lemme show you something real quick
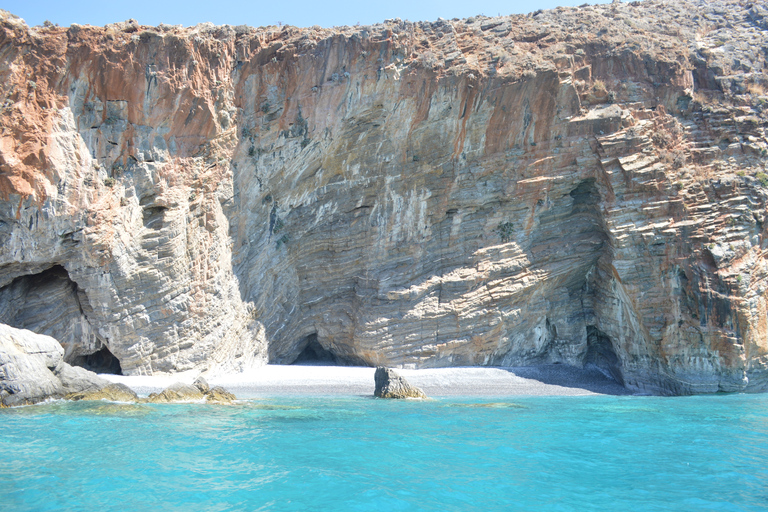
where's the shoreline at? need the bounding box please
[100,364,631,398]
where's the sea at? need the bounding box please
[1,394,766,511]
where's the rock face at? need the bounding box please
[0,323,108,405]
[374,367,427,399]
[0,1,767,394]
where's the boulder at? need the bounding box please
[193,375,210,394]
[146,382,205,403]
[67,383,139,402]
[374,367,427,399]
[0,323,108,406]
[55,361,109,395]
[0,323,64,405]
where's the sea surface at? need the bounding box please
[1,394,767,511]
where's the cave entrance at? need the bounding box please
[0,264,122,374]
[584,326,624,385]
[0,265,85,345]
[291,333,339,365]
[71,345,123,375]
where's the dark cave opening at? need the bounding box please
[584,326,624,386]
[291,333,340,365]
[0,265,82,336]
[8,264,72,294]
[71,345,123,375]
[0,264,123,375]
[142,206,167,230]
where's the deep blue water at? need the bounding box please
[1,394,767,511]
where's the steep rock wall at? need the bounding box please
[0,0,767,393]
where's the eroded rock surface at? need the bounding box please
[374,367,427,399]
[0,323,107,405]
[0,1,767,394]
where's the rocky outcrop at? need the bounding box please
[0,323,107,405]
[0,1,767,394]
[66,380,236,403]
[146,382,205,403]
[374,367,427,399]
[193,376,211,394]
[145,381,237,403]
[205,386,236,404]
[193,376,238,403]
[67,382,139,402]
[0,322,240,405]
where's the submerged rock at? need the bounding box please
[0,324,108,406]
[374,367,427,399]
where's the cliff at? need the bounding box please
[0,0,766,394]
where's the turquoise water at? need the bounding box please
[1,394,767,511]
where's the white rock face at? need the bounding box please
[0,323,107,405]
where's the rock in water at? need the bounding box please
[67,383,139,402]
[146,382,237,404]
[193,376,211,394]
[147,382,205,403]
[205,386,236,404]
[0,323,108,406]
[374,367,427,399]
[55,362,110,395]
[0,323,64,405]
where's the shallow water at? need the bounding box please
[1,394,767,511]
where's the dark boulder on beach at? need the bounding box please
[374,367,427,399]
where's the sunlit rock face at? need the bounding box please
[0,0,767,393]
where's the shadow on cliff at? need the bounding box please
[503,364,632,395]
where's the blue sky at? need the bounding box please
[4,0,611,29]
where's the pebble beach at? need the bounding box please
[100,364,630,398]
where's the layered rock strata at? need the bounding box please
[0,0,767,394]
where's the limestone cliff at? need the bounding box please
[0,0,767,394]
